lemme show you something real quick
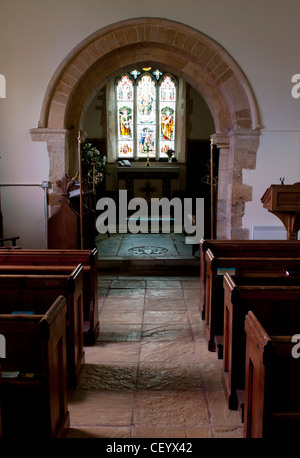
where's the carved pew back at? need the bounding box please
[204,250,300,352]
[200,239,300,319]
[0,265,84,388]
[0,248,99,345]
[223,273,300,410]
[244,311,300,438]
[0,296,70,438]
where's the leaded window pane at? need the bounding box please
[117,75,134,157]
[137,74,156,157]
[159,75,176,156]
[116,70,176,159]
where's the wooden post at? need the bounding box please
[210,137,214,239]
[78,133,84,249]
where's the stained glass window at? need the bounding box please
[116,69,177,160]
[137,74,156,158]
[117,75,134,157]
[159,75,176,157]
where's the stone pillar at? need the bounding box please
[30,128,70,214]
[212,133,231,239]
[229,130,259,239]
[212,129,259,240]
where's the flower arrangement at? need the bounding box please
[81,141,109,186]
[81,142,108,175]
[166,149,174,162]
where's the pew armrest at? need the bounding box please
[0,236,20,247]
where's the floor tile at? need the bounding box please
[144,298,186,310]
[139,341,198,365]
[213,426,244,438]
[101,297,145,311]
[205,391,243,428]
[181,280,201,289]
[100,311,144,325]
[67,390,134,426]
[143,310,190,325]
[64,426,132,438]
[132,426,213,438]
[194,341,219,363]
[97,324,142,342]
[198,362,225,391]
[97,279,113,288]
[111,279,147,288]
[78,364,138,390]
[107,288,145,298]
[133,391,210,427]
[142,324,193,341]
[147,280,182,288]
[84,341,141,364]
[145,289,184,300]
[137,363,203,391]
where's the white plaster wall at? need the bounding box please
[0,0,299,246]
[243,130,300,237]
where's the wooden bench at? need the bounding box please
[200,239,300,319]
[0,364,2,438]
[205,250,300,352]
[0,248,99,345]
[223,273,300,411]
[0,265,84,388]
[244,311,300,438]
[0,296,70,438]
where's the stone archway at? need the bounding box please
[30,17,261,239]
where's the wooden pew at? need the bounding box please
[205,250,300,352]
[200,239,300,319]
[0,364,2,438]
[0,266,84,388]
[0,248,99,345]
[244,311,300,438]
[0,296,70,438]
[223,273,300,411]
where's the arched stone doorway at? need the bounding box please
[30,17,261,240]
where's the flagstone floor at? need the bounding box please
[95,231,198,260]
[65,273,244,439]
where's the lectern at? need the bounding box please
[261,182,300,240]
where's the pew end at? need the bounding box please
[0,266,85,389]
[0,248,99,345]
[0,236,21,249]
[0,296,70,438]
[244,311,300,438]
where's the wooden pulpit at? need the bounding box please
[261,182,300,240]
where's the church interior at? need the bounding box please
[1,0,300,441]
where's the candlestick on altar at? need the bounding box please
[78,132,84,249]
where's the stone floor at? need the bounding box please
[65,273,244,439]
[95,231,198,260]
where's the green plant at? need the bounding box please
[81,142,109,176]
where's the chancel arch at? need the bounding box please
[30,17,261,239]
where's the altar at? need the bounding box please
[117,166,180,201]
